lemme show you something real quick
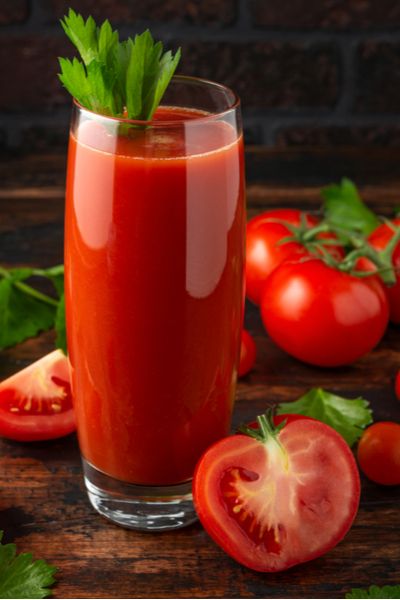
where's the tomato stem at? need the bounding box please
[338,225,400,285]
[14,281,59,307]
[239,410,286,444]
[0,267,59,307]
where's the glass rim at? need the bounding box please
[73,75,241,127]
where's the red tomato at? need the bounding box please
[238,330,256,377]
[246,209,312,305]
[368,218,400,324]
[0,350,75,442]
[260,258,389,367]
[396,370,400,402]
[357,422,400,485]
[246,209,343,305]
[193,416,360,572]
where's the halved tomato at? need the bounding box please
[193,414,360,572]
[0,350,75,442]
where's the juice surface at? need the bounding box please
[65,106,245,485]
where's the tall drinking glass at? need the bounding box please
[64,76,246,531]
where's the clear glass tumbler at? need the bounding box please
[64,76,246,531]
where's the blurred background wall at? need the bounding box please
[1,0,400,153]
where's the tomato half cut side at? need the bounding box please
[193,418,360,572]
[0,350,75,442]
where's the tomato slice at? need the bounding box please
[0,350,75,442]
[193,416,360,572]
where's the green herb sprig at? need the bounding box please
[58,10,181,121]
[0,531,57,599]
[346,585,400,599]
[277,388,373,447]
[321,178,380,236]
[0,265,66,354]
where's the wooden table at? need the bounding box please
[0,148,399,598]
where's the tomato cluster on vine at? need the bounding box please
[239,208,400,371]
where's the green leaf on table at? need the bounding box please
[0,277,56,350]
[55,293,67,355]
[39,265,64,298]
[7,268,34,281]
[0,531,57,599]
[346,585,400,599]
[58,9,181,121]
[277,387,373,447]
[321,178,380,236]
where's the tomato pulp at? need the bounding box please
[65,106,245,485]
[193,417,360,572]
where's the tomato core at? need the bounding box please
[221,466,284,553]
[1,376,72,416]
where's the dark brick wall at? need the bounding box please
[1,0,400,150]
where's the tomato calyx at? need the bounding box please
[239,410,287,453]
[273,214,343,260]
[335,220,400,285]
[239,410,286,441]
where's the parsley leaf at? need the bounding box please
[59,9,180,121]
[0,265,65,352]
[277,388,373,446]
[321,178,380,236]
[0,274,56,350]
[0,531,57,599]
[346,585,400,599]
[39,265,65,298]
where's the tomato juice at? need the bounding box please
[65,105,245,486]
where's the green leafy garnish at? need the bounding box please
[58,9,181,121]
[0,531,57,598]
[277,388,373,446]
[321,178,380,236]
[346,585,400,599]
[0,265,66,353]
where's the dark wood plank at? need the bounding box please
[0,148,399,598]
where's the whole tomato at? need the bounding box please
[260,258,389,367]
[246,209,342,305]
[238,330,256,377]
[357,422,400,485]
[368,218,400,323]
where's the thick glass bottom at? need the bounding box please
[82,459,198,531]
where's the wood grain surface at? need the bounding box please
[0,148,399,599]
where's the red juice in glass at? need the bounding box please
[64,76,245,530]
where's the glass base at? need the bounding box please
[82,459,198,531]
